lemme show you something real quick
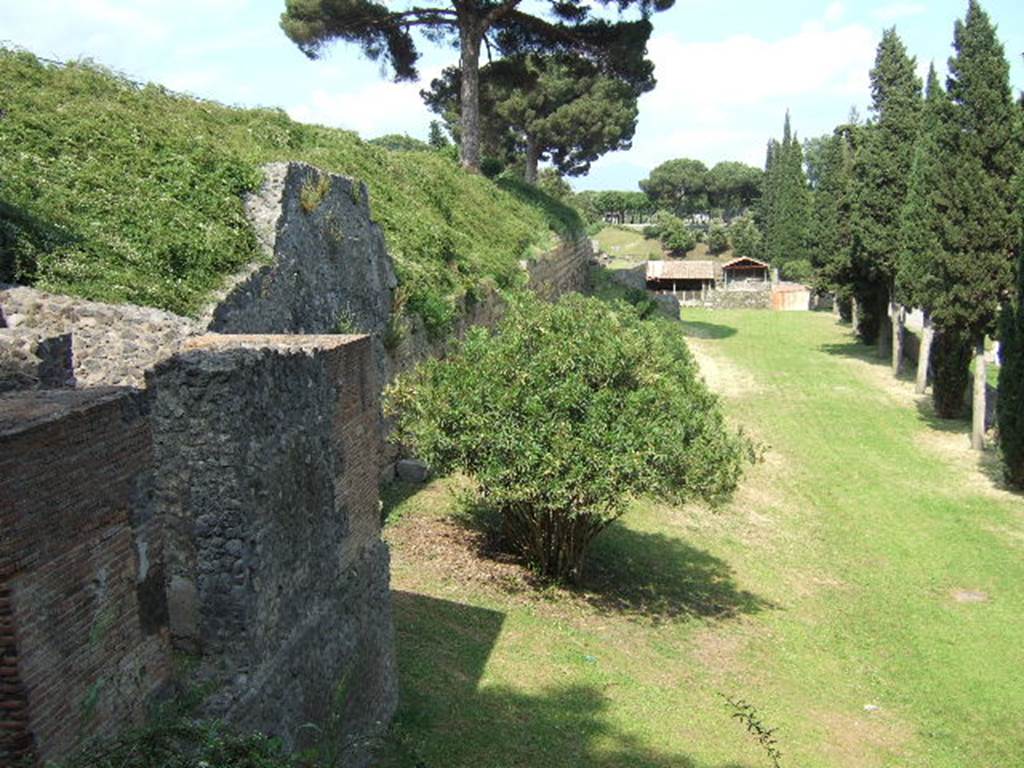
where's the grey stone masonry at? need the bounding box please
[205,162,397,388]
[0,285,197,388]
[147,334,396,765]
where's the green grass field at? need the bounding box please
[594,226,664,266]
[379,309,1024,768]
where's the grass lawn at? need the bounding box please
[378,309,1024,768]
[594,226,665,263]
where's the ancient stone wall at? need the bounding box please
[0,335,396,767]
[0,387,170,766]
[0,159,588,765]
[0,329,74,392]
[148,335,396,759]
[0,286,197,388]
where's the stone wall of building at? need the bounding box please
[0,335,396,767]
[0,286,197,388]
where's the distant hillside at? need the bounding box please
[0,49,581,332]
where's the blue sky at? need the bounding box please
[2,1,1021,191]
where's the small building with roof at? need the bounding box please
[645,260,718,295]
[720,256,770,286]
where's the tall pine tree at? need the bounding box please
[934,0,1020,448]
[849,28,922,357]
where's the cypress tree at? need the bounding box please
[931,326,974,418]
[897,65,948,396]
[934,0,1020,448]
[849,28,922,353]
[997,172,1024,487]
[812,128,856,315]
[762,112,810,273]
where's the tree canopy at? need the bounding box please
[422,51,653,183]
[847,27,922,344]
[640,158,709,215]
[759,112,811,272]
[280,0,671,170]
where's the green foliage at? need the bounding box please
[896,65,947,312]
[427,120,450,149]
[760,112,811,273]
[536,168,573,201]
[423,52,654,181]
[496,173,584,240]
[925,0,1020,341]
[279,0,669,169]
[931,325,972,418]
[0,50,564,329]
[53,707,301,768]
[846,28,921,344]
[574,189,653,224]
[997,174,1024,487]
[781,259,813,284]
[729,215,763,260]
[368,133,431,152]
[704,161,763,214]
[640,158,709,215]
[385,294,752,582]
[810,127,856,299]
[706,219,730,255]
[644,210,696,254]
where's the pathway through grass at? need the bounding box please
[378,309,1024,768]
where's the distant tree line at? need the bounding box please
[777,0,1022,485]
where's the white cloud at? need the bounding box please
[578,11,877,188]
[825,2,846,23]
[644,20,875,117]
[288,68,442,139]
[872,3,928,22]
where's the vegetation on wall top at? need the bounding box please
[0,49,581,331]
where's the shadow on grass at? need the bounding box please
[680,320,738,340]
[380,480,424,525]
[913,397,1023,497]
[580,522,773,623]
[448,503,771,625]
[379,590,760,768]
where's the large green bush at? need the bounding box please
[385,295,754,582]
[643,210,696,255]
[0,50,579,331]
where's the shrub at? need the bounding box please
[385,295,754,582]
[643,211,696,255]
[706,219,730,254]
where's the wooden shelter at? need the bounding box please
[721,256,770,286]
[646,260,717,295]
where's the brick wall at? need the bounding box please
[0,388,170,765]
[1,335,397,767]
